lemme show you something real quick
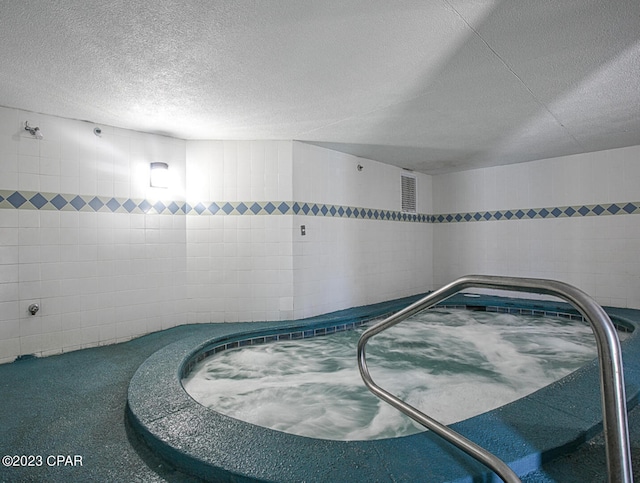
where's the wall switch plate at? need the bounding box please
[300,225,306,236]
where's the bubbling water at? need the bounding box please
[182,309,599,441]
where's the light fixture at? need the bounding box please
[150,162,169,188]
[25,121,43,140]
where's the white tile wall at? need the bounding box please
[432,145,640,309]
[291,142,434,318]
[186,140,292,203]
[292,216,432,318]
[185,140,295,324]
[184,141,435,324]
[2,112,436,362]
[185,212,294,323]
[292,142,431,212]
[434,146,640,214]
[0,107,187,363]
[3,104,638,364]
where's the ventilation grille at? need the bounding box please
[401,173,417,213]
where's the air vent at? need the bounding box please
[401,173,417,213]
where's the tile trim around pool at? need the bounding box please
[179,305,593,380]
[127,294,640,483]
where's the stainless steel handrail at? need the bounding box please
[357,275,632,483]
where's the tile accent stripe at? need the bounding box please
[0,190,184,215]
[0,190,429,222]
[1,190,639,224]
[431,202,640,223]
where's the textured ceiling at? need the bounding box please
[0,0,638,174]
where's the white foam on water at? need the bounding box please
[182,309,601,441]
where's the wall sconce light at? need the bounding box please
[25,121,43,140]
[150,162,169,188]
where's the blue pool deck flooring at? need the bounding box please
[1,300,640,482]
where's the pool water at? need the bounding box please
[182,309,598,441]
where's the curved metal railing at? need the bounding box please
[357,275,632,483]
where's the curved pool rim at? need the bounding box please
[127,294,640,482]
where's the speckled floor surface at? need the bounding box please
[0,323,226,483]
[1,304,639,482]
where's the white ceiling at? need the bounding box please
[1,0,638,174]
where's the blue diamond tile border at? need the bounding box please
[168,202,181,214]
[264,202,276,214]
[29,193,48,209]
[7,191,27,208]
[106,198,121,212]
[69,195,86,210]
[50,194,68,210]
[88,197,104,211]
[0,190,639,226]
[221,202,234,215]
[193,202,206,215]
[207,202,219,215]
[123,199,137,213]
[138,200,152,213]
[429,201,640,224]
